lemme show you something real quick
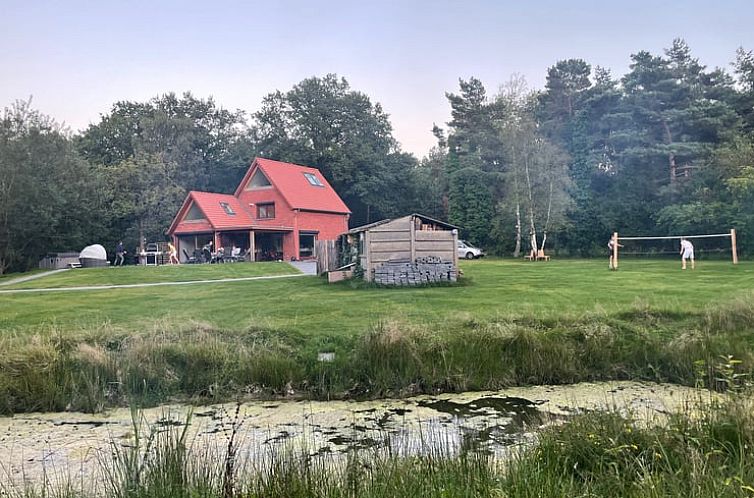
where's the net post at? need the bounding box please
[613,232,619,269]
[731,228,739,265]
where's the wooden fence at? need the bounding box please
[315,240,339,275]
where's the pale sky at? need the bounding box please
[2,0,753,157]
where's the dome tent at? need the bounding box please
[79,244,108,268]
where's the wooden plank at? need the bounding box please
[369,232,411,242]
[370,241,412,252]
[415,231,454,241]
[410,220,416,262]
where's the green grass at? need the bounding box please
[1,259,753,414]
[0,259,752,334]
[0,268,48,282]
[2,261,298,290]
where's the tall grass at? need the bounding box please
[1,298,753,414]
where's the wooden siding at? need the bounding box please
[363,215,457,281]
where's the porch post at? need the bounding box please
[293,209,300,260]
[214,231,221,251]
[249,230,255,262]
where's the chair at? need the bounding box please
[536,249,551,261]
[182,249,197,264]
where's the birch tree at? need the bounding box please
[497,78,572,256]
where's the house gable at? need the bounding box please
[244,168,272,189]
[184,202,207,222]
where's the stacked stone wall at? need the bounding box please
[373,256,457,286]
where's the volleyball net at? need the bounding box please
[610,229,739,268]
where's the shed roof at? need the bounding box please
[347,213,458,234]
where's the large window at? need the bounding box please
[303,172,324,187]
[184,202,205,221]
[247,169,272,189]
[299,233,316,258]
[257,202,275,219]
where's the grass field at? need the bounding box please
[1,261,298,290]
[1,259,752,334]
[1,258,753,414]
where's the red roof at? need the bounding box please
[236,158,351,214]
[169,191,256,234]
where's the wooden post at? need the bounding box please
[409,216,416,262]
[731,228,738,265]
[249,230,255,262]
[612,232,619,270]
[452,229,459,272]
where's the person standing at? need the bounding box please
[680,238,695,270]
[115,241,126,266]
[608,237,623,270]
[168,241,180,265]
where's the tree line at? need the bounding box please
[2,39,753,273]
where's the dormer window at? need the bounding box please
[304,172,324,187]
[220,202,235,215]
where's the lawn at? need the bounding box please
[1,261,298,290]
[1,258,752,336]
[2,258,754,414]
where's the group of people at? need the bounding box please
[200,241,243,263]
[608,237,695,270]
[112,241,180,266]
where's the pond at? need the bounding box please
[0,381,712,489]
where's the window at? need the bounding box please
[184,202,205,221]
[247,169,272,189]
[219,202,235,215]
[257,203,275,219]
[303,172,324,187]
[299,233,316,258]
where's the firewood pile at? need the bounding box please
[373,257,457,286]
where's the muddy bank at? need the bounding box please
[0,381,712,489]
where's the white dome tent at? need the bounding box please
[79,244,108,268]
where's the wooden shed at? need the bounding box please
[345,214,459,283]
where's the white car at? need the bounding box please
[458,240,484,259]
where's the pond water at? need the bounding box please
[0,381,712,489]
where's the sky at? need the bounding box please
[2,0,753,158]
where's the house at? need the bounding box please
[343,214,459,284]
[168,158,350,262]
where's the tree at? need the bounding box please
[497,78,572,256]
[78,92,252,194]
[0,101,106,273]
[104,154,185,251]
[251,74,415,224]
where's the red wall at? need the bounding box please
[237,185,349,260]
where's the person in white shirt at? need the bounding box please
[680,238,695,270]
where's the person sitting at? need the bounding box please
[231,245,241,261]
[213,246,225,263]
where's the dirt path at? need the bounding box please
[0,272,309,295]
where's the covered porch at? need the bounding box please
[174,228,314,262]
